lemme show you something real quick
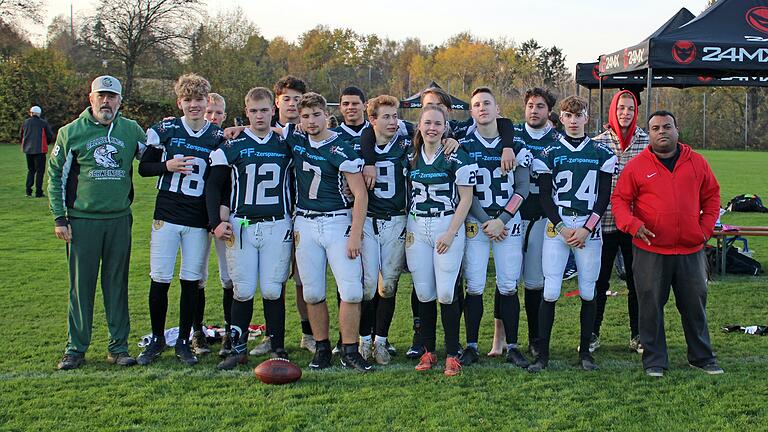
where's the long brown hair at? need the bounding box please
[411,104,448,169]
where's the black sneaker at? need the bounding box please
[57,354,85,370]
[219,332,232,358]
[309,346,332,370]
[645,367,664,377]
[580,354,599,371]
[106,351,137,367]
[527,357,548,373]
[175,339,198,366]
[137,336,165,365]
[340,349,373,372]
[217,352,248,370]
[689,362,724,375]
[406,320,424,359]
[191,330,211,355]
[385,341,397,356]
[528,338,540,358]
[459,346,479,366]
[506,348,531,368]
[271,348,289,360]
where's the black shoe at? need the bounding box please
[331,341,342,356]
[645,367,664,377]
[217,352,248,370]
[506,348,531,368]
[137,336,165,365]
[57,354,85,370]
[106,351,137,367]
[340,347,373,372]
[35,193,46,198]
[527,357,548,373]
[385,341,397,356]
[271,348,289,360]
[459,346,479,366]
[175,339,198,366]
[528,338,540,358]
[25,193,32,198]
[218,333,232,358]
[580,354,599,371]
[309,346,332,370]
[689,362,724,375]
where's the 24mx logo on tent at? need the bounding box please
[746,6,768,34]
[672,41,697,65]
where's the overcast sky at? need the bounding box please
[41,0,710,71]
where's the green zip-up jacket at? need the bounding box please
[48,108,146,221]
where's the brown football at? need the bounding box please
[253,358,302,385]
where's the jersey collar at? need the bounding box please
[308,131,340,149]
[558,135,590,152]
[339,121,369,137]
[180,116,211,138]
[420,144,444,165]
[244,128,273,144]
[472,129,500,148]
[524,123,552,140]
[375,134,400,154]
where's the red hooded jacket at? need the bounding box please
[611,143,720,255]
[607,90,638,151]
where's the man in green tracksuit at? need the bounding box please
[48,75,146,370]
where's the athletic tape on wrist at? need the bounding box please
[584,212,600,233]
[555,222,565,234]
[503,194,524,216]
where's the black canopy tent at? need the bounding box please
[598,0,768,126]
[399,81,470,110]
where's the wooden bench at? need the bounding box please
[712,226,768,276]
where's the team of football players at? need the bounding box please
[133,72,628,375]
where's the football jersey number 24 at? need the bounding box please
[554,170,597,209]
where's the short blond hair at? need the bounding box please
[174,73,211,99]
[207,92,226,110]
[298,92,327,111]
[245,87,274,105]
[366,95,399,118]
[560,95,588,114]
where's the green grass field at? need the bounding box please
[0,145,766,431]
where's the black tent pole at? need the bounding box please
[599,77,604,133]
[646,68,653,127]
[588,89,593,133]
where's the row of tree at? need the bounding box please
[1,0,766,149]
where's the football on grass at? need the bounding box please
[254,358,302,384]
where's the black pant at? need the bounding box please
[633,247,716,370]
[594,231,638,338]
[25,153,46,196]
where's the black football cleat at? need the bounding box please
[137,336,165,366]
[580,354,599,371]
[271,348,289,360]
[309,346,332,370]
[506,348,531,369]
[217,352,248,370]
[57,354,85,370]
[175,339,198,366]
[527,357,548,373]
[218,332,232,358]
[340,349,373,373]
[459,346,480,366]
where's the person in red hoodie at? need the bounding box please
[612,110,722,378]
[591,90,648,355]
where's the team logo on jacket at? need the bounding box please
[546,222,558,238]
[405,232,414,248]
[465,222,478,239]
[747,7,768,34]
[153,220,164,230]
[672,41,696,65]
[94,144,121,168]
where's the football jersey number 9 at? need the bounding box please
[169,154,206,197]
[374,161,396,199]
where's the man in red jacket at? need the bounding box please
[612,110,722,378]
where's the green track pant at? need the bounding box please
[65,214,132,355]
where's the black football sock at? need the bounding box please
[375,295,397,338]
[301,319,313,336]
[418,300,437,353]
[464,294,483,345]
[538,300,557,360]
[359,299,375,337]
[263,298,285,350]
[499,292,521,345]
[193,287,205,332]
[410,287,419,320]
[493,285,501,319]
[148,280,171,338]
[593,286,608,337]
[525,288,543,343]
[580,299,597,357]
[222,288,233,326]
[178,279,199,341]
[441,300,462,357]
[230,297,254,349]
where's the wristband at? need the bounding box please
[555,222,565,234]
[583,212,601,233]
[503,194,524,216]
